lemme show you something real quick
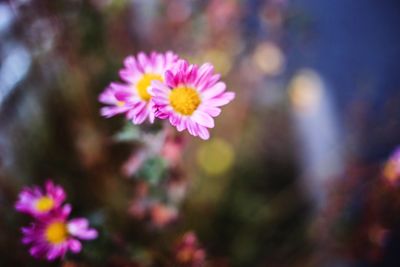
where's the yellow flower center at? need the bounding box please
[136,73,163,102]
[45,222,68,244]
[35,196,55,212]
[169,87,201,115]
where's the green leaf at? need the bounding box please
[137,156,167,185]
[113,123,141,142]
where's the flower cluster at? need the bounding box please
[15,180,98,261]
[174,231,206,267]
[99,51,235,140]
[128,181,180,228]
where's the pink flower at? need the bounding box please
[162,129,186,167]
[21,205,97,261]
[150,203,178,228]
[101,51,179,124]
[15,180,66,218]
[128,198,149,220]
[98,83,133,118]
[383,146,400,186]
[175,231,206,267]
[150,60,235,140]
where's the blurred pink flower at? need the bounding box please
[151,60,235,140]
[15,180,66,218]
[383,146,400,186]
[162,130,186,166]
[122,150,148,177]
[128,183,151,219]
[98,83,133,118]
[206,0,239,32]
[368,224,389,248]
[21,205,97,261]
[114,51,179,124]
[128,198,150,220]
[175,231,206,267]
[150,202,178,228]
[167,179,188,204]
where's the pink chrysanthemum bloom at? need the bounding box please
[98,83,133,118]
[22,205,98,261]
[114,51,179,124]
[150,60,235,140]
[15,180,66,218]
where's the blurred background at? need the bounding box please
[1,0,400,266]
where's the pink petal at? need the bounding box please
[29,245,44,258]
[169,114,180,127]
[207,92,235,107]
[177,116,187,132]
[61,204,72,218]
[192,110,215,128]
[198,74,221,92]
[109,82,129,91]
[119,69,135,83]
[138,52,150,72]
[47,246,63,261]
[68,219,98,240]
[198,105,221,117]
[154,54,164,71]
[165,70,176,87]
[149,111,155,123]
[154,109,170,119]
[186,120,198,137]
[197,125,210,140]
[100,107,122,118]
[150,81,170,98]
[184,64,196,84]
[133,106,149,124]
[68,239,82,253]
[98,89,115,105]
[201,82,226,100]
[68,218,89,230]
[152,96,169,105]
[195,63,214,87]
[114,90,132,101]
[132,101,147,114]
[123,55,137,69]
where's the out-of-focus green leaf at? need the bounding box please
[137,156,167,185]
[113,123,141,142]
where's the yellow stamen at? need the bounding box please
[136,73,163,101]
[45,222,68,244]
[169,87,201,115]
[35,196,54,212]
